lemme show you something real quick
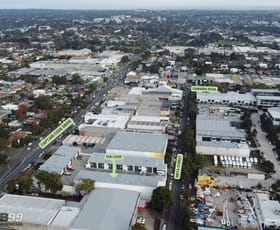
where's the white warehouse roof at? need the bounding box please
[72,188,139,230]
[106,131,168,155]
[0,194,65,225]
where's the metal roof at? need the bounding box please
[196,117,246,139]
[72,188,139,230]
[74,170,164,187]
[268,107,280,119]
[107,131,168,153]
[0,194,65,225]
[88,153,167,171]
[39,146,80,174]
[51,206,80,227]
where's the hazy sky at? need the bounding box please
[0,0,280,9]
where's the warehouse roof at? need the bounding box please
[51,206,80,227]
[268,107,280,119]
[74,170,165,187]
[107,131,168,153]
[196,117,246,138]
[88,153,167,171]
[39,146,80,174]
[72,188,139,230]
[0,194,65,225]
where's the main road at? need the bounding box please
[0,62,130,193]
[166,85,190,230]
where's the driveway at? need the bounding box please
[251,112,280,179]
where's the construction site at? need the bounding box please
[190,174,262,230]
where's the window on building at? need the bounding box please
[128,165,133,171]
[147,167,152,173]
[116,164,123,170]
[153,167,157,173]
[108,164,112,170]
[91,162,97,168]
[98,163,104,169]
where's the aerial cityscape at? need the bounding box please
[0,2,280,230]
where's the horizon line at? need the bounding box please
[0,7,280,11]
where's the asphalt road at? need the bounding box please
[166,86,190,230]
[0,64,129,193]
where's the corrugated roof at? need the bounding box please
[74,170,165,187]
[107,131,168,153]
[0,194,65,225]
[39,146,80,174]
[72,188,139,230]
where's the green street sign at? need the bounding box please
[174,154,183,180]
[39,118,74,149]
[191,86,218,92]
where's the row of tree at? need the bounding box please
[6,169,95,196]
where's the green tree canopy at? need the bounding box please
[120,55,129,63]
[35,170,63,194]
[257,160,275,175]
[150,186,172,212]
[75,179,95,194]
[132,223,148,230]
[72,74,84,85]
[35,95,53,110]
[52,75,68,85]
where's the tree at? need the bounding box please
[52,75,67,85]
[0,154,8,165]
[35,95,52,110]
[72,74,84,85]
[150,187,172,212]
[132,223,147,230]
[257,160,275,175]
[16,105,27,121]
[5,180,16,193]
[17,174,33,194]
[0,138,9,151]
[0,126,9,138]
[32,125,45,136]
[120,55,129,63]
[75,179,95,195]
[35,170,63,194]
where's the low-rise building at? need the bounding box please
[255,193,280,229]
[39,146,80,175]
[106,130,168,159]
[267,107,280,126]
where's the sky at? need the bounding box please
[0,0,280,10]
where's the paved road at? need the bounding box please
[251,112,280,178]
[166,86,189,230]
[0,63,130,193]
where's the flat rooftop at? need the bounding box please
[88,153,167,171]
[0,194,65,225]
[268,107,280,119]
[107,130,168,154]
[75,170,165,187]
[39,146,80,174]
[196,116,246,139]
[72,188,139,230]
[62,134,106,145]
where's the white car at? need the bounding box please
[136,217,145,224]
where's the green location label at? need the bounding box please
[39,118,74,149]
[191,86,218,92]
[105,154,123,160]
[105,154,123,178]
[174,154,183,180]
